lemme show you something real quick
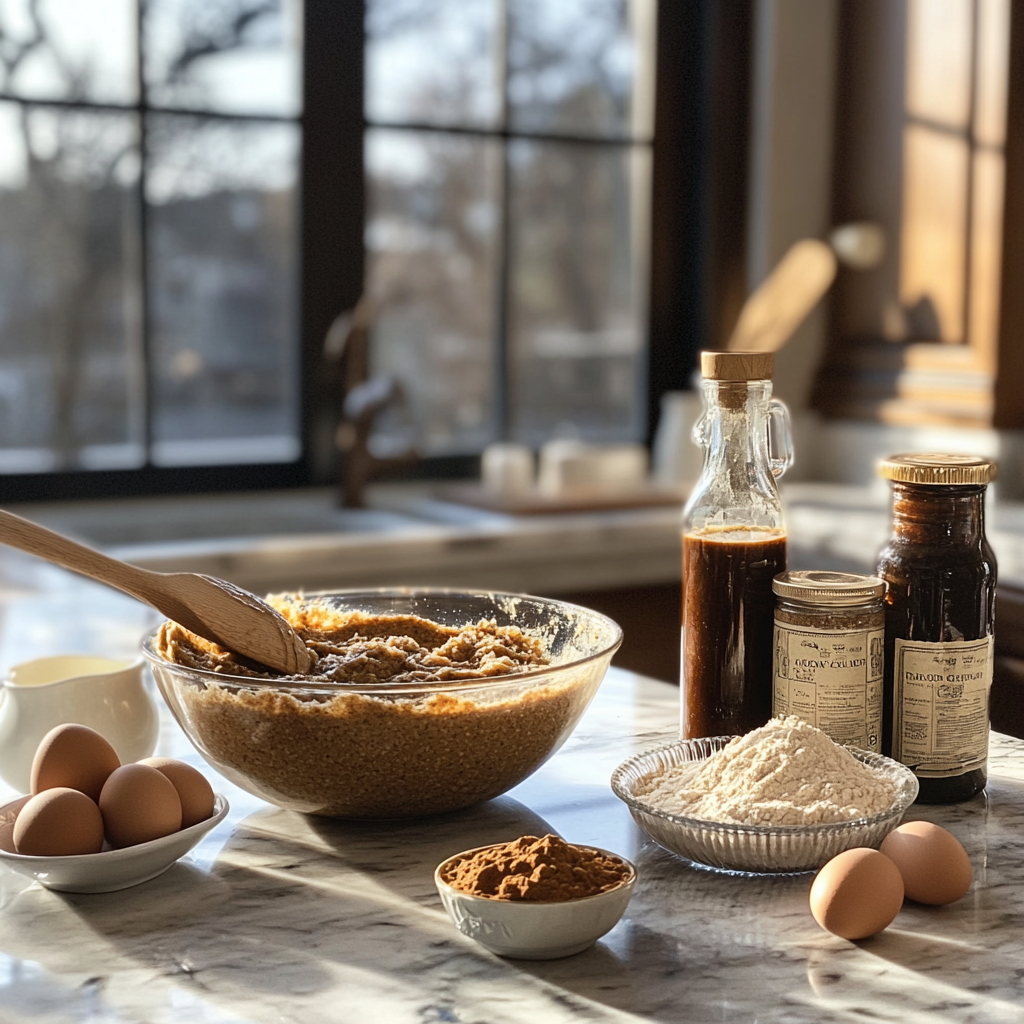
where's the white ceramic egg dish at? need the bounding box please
[0,793,229,893]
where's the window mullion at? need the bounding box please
[136,0,153,466]
[494,0,512,441]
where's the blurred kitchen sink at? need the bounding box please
[5,483,685,596]
[12,488,421,548]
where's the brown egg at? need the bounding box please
[879,821,972,905]
[13,788,105,856]
[99,764,182,848]
[31,723,120,802]
[0,796,31,854]
[809,848,904,940]
[139,757,215,828]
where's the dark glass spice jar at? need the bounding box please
[876,454,997,804]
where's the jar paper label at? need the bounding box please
[892,636,993,777]
[773,623,884,750]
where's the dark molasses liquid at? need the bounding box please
[682,527,787,738]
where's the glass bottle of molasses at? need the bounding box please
[680,351,793,739]
[877,454,997,804]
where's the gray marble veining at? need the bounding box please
[0,556,1022,1023]
[1,656,1024,1023]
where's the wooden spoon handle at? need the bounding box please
[0,508,162,605]
[727,238,837,353]
[0,509,311,676]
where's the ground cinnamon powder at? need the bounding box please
[443,834,630,902]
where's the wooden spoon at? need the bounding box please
[727,238,837,353]
[0,509,311,675]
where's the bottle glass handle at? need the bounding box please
[691,412,708,450]
[768,399,793,478]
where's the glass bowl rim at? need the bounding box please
[611,736,920,837]
[141,586,624,695]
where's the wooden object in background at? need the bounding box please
[995,0,1024,428]
[991,656,1024,740]
[816,0,1023,429]
[985,584,1024,739]
[0,510,311,675]
[727,239,837,353]
[547,583,681,684]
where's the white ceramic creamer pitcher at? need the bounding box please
[0,654,159,793]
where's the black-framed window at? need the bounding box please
[0,0,304,500]
[1,0,747,503]
[362,0,655,456]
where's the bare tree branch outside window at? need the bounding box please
[0,0,300,472]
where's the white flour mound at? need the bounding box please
[637,716,898,826]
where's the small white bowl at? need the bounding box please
[0,794,229,893]
[434,843,636,960]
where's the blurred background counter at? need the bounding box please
[6,480,1024,739]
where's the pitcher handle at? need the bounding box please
[768,399,794,478]
[691,412,708,450]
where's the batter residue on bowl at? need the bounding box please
[155,595,550,682]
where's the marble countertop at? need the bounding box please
[1,608,1024,1021]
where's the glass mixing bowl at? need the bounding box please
[143,589,622,819]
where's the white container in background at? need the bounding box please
[481,443,535,496]
[652,389,705,487]
[593,443,648,492]
[538,441,648,497]
[0,654,159,793]
[538,439,590,496]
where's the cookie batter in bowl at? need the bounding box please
[145,589,622,819]
[155,594,550,683]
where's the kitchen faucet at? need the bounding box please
[324,295,417,508]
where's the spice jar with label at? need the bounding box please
[681,351,793,739]
[772,571,885,751]
[876,453,997,804]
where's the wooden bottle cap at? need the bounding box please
[700,351,774,381]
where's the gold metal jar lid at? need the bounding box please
[700,350,774,381]
[772,570,885,605]
[877,453,996,486]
